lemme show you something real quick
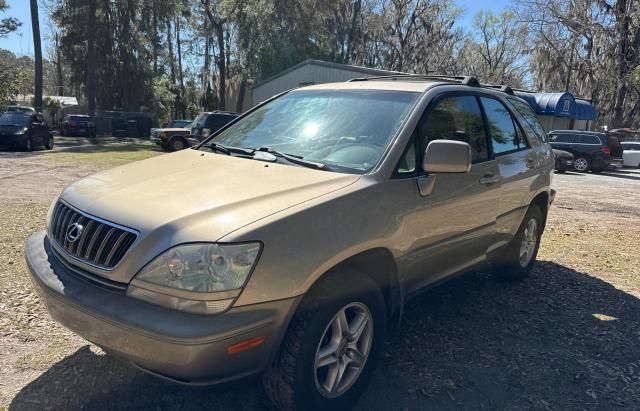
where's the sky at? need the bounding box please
[0,0,512,58]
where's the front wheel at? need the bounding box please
[493,205,544,281]
[264,271,385,411]
[45,134,54,150]
[573,156,590,172]
[169,137,187,152]
[23,137,33,152]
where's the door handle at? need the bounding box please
[479,174,501,185]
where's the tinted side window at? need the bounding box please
[580,135,600,145]
[549,134,574,143]
[480,97,521,154]
[507,97,547,142]
[420,96,488,163]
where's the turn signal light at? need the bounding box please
[227,336,266,355]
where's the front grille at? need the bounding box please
[49,201,137,269]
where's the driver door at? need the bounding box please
[400,94,501,296]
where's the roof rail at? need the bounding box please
[347,74,481,87]
[481,84,515,95]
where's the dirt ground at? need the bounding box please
[1,144,639,410]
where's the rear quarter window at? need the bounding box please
[507,97,547,143]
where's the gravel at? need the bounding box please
[1,146,639,410]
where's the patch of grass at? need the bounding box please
[42,143,164,168]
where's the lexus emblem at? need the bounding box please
[66,222,84,243]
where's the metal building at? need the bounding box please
[252,59,399,106]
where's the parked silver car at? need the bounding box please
[26,75,554,410]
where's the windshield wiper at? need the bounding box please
[207,142,253,156]
[254,147,328,170]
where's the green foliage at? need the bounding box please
[0,0,21,38]
[0,62,28,105]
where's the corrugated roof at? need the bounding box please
[253,59,402,89]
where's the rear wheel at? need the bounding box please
[264,270,385,411]
[573,157,590,172]
[493,205,543,281]
[169,137,187,152]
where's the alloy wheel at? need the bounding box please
[574,158,589,172]
[519,218,538,267]
[314,302,373,398]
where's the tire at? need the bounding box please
[573,156,590,172]
[264,270,386,411]
[45,134,54,150]
[169,137,187,151]
[23,137,33,152]
[493,205,544,281]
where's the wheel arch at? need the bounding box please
[529,190,549,232]
[305,247,403,331]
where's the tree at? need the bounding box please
[30,0,43,112]
[457,11,528,87]
[0,0,21,37]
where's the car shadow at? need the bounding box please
[9,261,640,410]
[598,171,640,181]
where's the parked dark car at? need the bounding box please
[0,112,54,151]
[60,114,96,137]
[553,149,574,172]
[190,111,238,142]
[162,119,192,129]
[548,130,623,173]
[5,105,37,113]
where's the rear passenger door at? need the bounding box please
[479,96,541,246]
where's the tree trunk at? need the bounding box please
[55,33,64,96]
[202,0,226,110]
[30,0,43,112]
[87,0,97,116]
[236,75,247,113]
[215,25,226,110]
[166,17,176,117]
[152,0,158,74]
[176,15,185,118]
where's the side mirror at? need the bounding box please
[423,140,472,173]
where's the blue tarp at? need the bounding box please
[513,91,596,121]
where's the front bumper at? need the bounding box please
[25,231,299,384]
[554,158,573,171]
[0,134,27,148]
[150,135,164,145]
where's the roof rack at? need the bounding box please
[347,74,481,87]
[480,84,515,95]
[346,74,524,96]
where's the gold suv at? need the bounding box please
[26,76,554,410]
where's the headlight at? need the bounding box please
[127,243,261,314]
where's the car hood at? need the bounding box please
[159,127,189,133]
[0,125,27,134]
[59,149,360,242]
[553,149,573,159]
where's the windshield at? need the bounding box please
[0,113,30,126]
[203,89,419,173]
[193,113,209,128]
[171,120,191,128]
